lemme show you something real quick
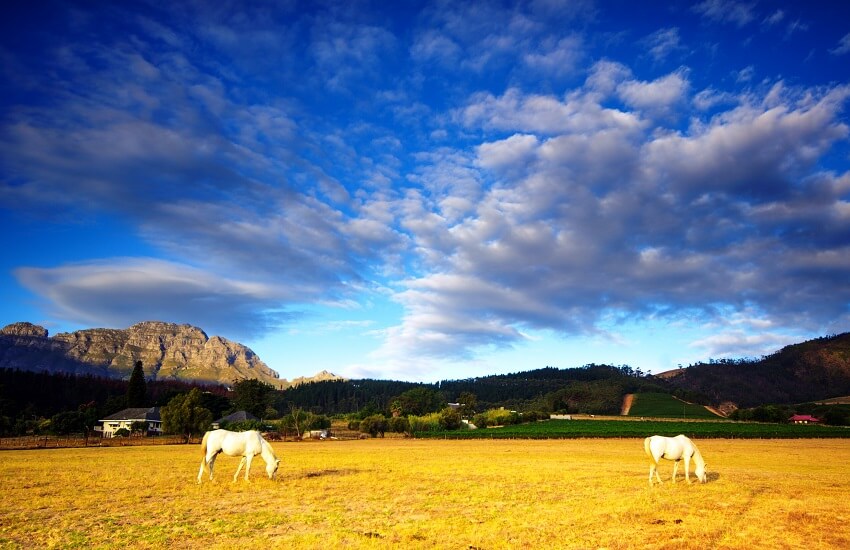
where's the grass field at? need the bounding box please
[627,393,721,419]
[1,438,849,549]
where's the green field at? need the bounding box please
[415,418,850,439]
[627,392,721,419]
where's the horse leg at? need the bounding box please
[649,459,662,485]
[672,460,680,483]
[208,454,218,481]
[233,457,246,482]
[684,455,692,484]
[197,456,207,484]
[244,455,254,481]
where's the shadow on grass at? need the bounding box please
[290,468,362,480]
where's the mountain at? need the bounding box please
[0,321,282,387]
[657,333,850,407]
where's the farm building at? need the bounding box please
[98,407,162,437]
[212,410,258,429]
[789,414,820,424]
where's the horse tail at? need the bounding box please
[643,436,652,459]
[201,430,209,455]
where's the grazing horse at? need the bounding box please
[197,429,280,483]
[644,434,707,485]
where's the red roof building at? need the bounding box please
[789,414,820,424]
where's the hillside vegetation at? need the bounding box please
[661,333,850,407]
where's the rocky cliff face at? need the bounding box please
[0,321,281,387]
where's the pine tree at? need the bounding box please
[127,361,147,407]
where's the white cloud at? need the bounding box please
[692,0,756,27]
[616,69,690,119]
[643,28,683,62]
[15,258,292,339]
[831,33,850,56]
[524,35,583,76]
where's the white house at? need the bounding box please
[98,407,162,437]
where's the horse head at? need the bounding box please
[696,462,707,483]
[266,458,280,480]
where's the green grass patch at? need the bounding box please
[627,392,721,419]
[414,419,850,439]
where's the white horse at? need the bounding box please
[644,434,707,485]
[197,429,280,483]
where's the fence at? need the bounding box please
[0,434,198,450]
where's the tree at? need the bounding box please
[438,407,462,430]
[393,387,444,416]
[457,392,478,418]
[127,361,147,408]
[161,388,213,442]
[360,414,388,437]
[50,411,87,435]
[232,379,276,418]
[130,420,148,436]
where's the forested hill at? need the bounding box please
[659,333,850,407]
[281,364,666,415]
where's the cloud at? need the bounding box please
[616,69,690,119]
[14,258,294,339]
[523,35,584,77]
[831,33,850,56]
[386,81,850,360]
[459,87,642,135]
[643,28,683,62]
[692,0,756,27]
[762,10,784,27]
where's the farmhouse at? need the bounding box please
[98,407,162,437]
[789,414,820,424]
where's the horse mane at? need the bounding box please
[690,439,705,467]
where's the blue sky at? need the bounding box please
[2,0,850,383]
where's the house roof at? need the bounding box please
[215,410,259,423]
[100,407,161,422]
[789,414,819,422]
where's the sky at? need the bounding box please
[2,0,850,383]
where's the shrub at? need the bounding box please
[438,407,462,430]
[347,420,361,431]
[360,414,388,437]
[408,412,442,432]
[388,416,410,435]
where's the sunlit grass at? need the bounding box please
[1,439,848,548]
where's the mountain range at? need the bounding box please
[0,321,342,389]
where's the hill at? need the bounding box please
[0,321,282,387]
[657,333,850,407]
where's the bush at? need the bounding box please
[113,428,130,437]
[360,414,388,437]
[388,416,410,435]
[408,412,442,432]
[472,414,489,429]
[347,419,361,431]
[438,407,462,430]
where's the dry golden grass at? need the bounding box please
[1,438,848,549]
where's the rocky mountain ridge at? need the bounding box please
[0,321,285,387]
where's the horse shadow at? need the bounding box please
[291,468,361,480]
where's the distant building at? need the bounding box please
[212,410,259,429]
[97,407,162,437]
[789,414,820,424]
